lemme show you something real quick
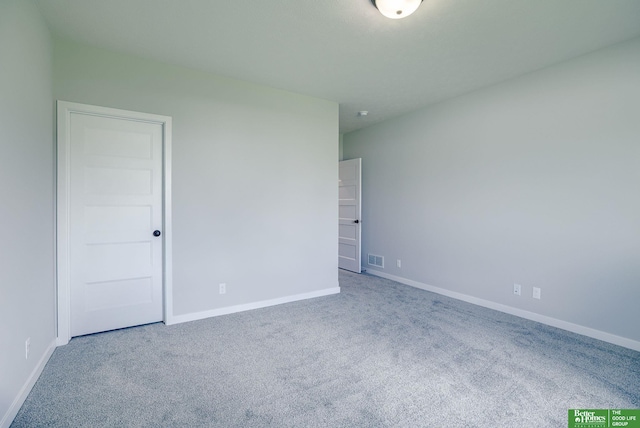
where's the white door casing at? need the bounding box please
[57,101,173,344]
[338,158,361,273]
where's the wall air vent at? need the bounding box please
[367,254,384,268]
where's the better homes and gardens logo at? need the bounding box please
[571,409,607,427]
[568,409,640,428]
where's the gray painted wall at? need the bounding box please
[0,0,56,424]
[53,40,339,316]
[344,37,640,344]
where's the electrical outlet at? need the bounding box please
[219,283,226,295]
[533,287,541,300]
[397,259,401,268]
[25,338,30,360]
[513,283,521,296]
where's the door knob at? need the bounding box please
[153,230,161,237]
[354,219,360,224]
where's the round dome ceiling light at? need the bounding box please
[371,0,423,19]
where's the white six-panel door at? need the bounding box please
[338,158,361,273]
[60,103,169,338]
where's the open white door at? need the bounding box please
[57,101,172,342]
[338,158,361,273]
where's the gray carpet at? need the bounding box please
[12,270,640,427]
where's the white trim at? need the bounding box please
[168,287,341,325]
[366,269,640,352]
[56,102,71,345]
[161,118,174,325]
[0,340,56,428]
[56,101,173,344]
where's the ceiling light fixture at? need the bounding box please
[371,0,423,19]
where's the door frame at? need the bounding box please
[56,101,173,345]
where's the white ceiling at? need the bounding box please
[36,0,640,133]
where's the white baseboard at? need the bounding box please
[1,339,56,428]
[366,269,640,352]
[167,286,341,326]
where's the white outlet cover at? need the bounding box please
[533,287,541,299]
[513,283,521,296]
